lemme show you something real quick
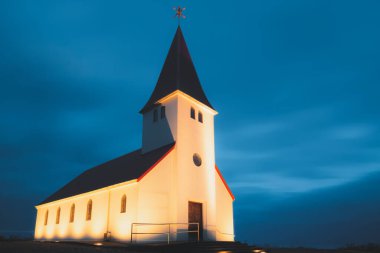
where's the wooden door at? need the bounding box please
[188,201,203,241]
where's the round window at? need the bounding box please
[193,153,202,167]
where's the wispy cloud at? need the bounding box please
[230,162,380,194]
[217,105,380,195]
[230,173,347,193]
[218,105,336,143]
[224,121,288,139]
[329,124,376,140]
[218,149,277,161]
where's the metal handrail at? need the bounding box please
[130,222,199,244]
[206,224,235,237]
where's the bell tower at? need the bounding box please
[140,26,216,154]
[140,26,220,240]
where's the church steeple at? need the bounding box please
[140,26,214,113]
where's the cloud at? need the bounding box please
[216,106,380,195]
[223,121,288,139]
[329,124,376,140]
[230,161,380,194]
[234,171,380,247]
[218,149,277,161]
[231,173,347,194]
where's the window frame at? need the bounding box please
[193,153,202,167]
[70,204,75,223]
[44,210,49,226]
[86,200,92,221]
[56,207,60,225]
[121,194,127,213]
[190,107,195,119]
[161,106,166,119]
[198,112,203,123]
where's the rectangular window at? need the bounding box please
[198,112,203,123]
[44,211,49,226]
[161,106,166,119]
[190,108,195,119]
[56,208,60,224]
[86,200,92,221]
[70,204,75,223]
[121,195,127,213]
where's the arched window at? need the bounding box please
[56,207,60,224]
[161,106,166,119]
[190,107,195,119]
[44,210,49,226]
[86,200,92,221]
[121,194,127,213]
[70,204,75,223]
[198,112,203,123]
[153,109,158,122]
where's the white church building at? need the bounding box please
[34,26,235,243]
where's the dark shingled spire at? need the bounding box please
[140,26,214,113]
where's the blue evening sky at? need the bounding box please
[0,0,379,248]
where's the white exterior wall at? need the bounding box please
[107,182,139,241]
[215,173,234,241]
[34,151,176,242]
[134,150,176,242]
[140,91,234,242]
[34,181,140,241]
[175,93,218,240]
[142,98,177,153]
[34,189,110,240]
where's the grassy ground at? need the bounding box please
[0,241,146,253]
[0,240,378,253]
[267,248,373,253]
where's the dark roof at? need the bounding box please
[140,26,214,113]
[38,143,175,205]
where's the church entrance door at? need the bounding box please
[188,201,203,241]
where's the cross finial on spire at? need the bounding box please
[173,6,186,25]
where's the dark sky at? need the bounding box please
[1,0,379,248]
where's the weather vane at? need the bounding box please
[173,6,186,24]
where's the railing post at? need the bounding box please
[197,223,200,242]
[130,223,133,243]
[168,223,170,244]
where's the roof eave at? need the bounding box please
[35,179,138,208]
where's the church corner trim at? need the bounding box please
[215,165,235,201]
[137,144,176,182]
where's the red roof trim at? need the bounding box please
[215,165,235,201]
[137,144,176,182]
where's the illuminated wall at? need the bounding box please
[34,180,137,240]
[215,170,235,241]
[34,188,111,240]
[34,151,176,242]
[104,181,139,241]
[135,148,176,242]
[174,92,217,240]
